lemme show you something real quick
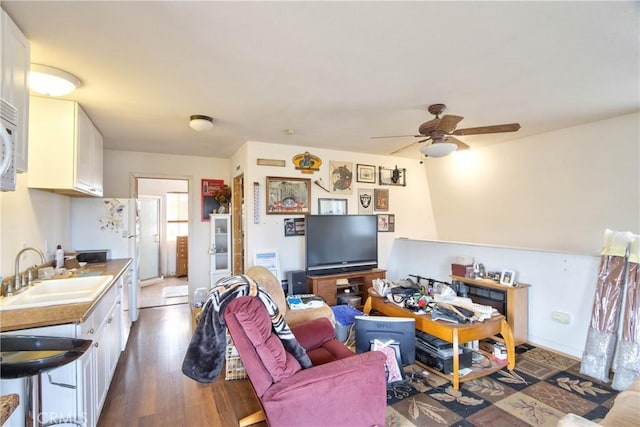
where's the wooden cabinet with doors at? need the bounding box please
[209,214,231,286]
[176,235,188,277]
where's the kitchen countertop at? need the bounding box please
[0,394,19,426]
[0,259,132,333]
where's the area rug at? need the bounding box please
[162,285,189,298]
[386,344,619,427]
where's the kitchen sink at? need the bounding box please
[0,275,113,311]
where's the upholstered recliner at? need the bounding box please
[224,295,387,427]
[245,265,335,327]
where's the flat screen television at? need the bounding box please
[354,315,416,366]
[305,214,378,275]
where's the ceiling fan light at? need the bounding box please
[421,141,457,158]
[189,115,214,131]
[30,64,81,96]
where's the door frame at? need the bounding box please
[232,174,244,274]
[133,174,192,282]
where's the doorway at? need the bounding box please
[135,177,190,308]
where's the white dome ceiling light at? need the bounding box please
[420,138,458,158]
[30,64,81,96]
[189,115,214,131]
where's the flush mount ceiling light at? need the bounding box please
[30,64,81,96]
[189,115,214,131]
[420,138,457,158]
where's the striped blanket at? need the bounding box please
[182,275,312,383]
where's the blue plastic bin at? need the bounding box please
[331,304,363,342]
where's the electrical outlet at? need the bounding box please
[551,311,571,325]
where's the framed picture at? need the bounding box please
[500,270,516,286]
[377,214,395,232]
[254,250,280,280]
[318,198,348,215]
[284,218,305,236]
[266,177,311,215]
[356,164,376,184]
[374,188,389,211]
[357,189,374,214]
[329,161,353,194]
[379,166,406,186]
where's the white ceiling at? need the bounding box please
[3,1,639,159]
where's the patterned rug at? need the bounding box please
[386,344,619,426]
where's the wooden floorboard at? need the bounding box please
[98,304,266,427]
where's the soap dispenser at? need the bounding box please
[55,245,64,269]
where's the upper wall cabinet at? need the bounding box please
[28,96,104,197]
[0,9,31,172]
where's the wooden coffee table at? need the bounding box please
[363,294,516,390]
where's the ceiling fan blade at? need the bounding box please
[371,134,422,139]
[445,136,470,151]
[452,123,521,136]
[390,139,427,155]
[435,115,464,133]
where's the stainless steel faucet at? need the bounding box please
[15,247,47,292]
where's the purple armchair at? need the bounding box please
[224,296,387,427]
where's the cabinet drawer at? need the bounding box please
[78,282,117,338]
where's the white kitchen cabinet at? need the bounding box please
[27,96,104,196]
[77,281,120,427]
[209,214,232,286]
[118,268,132,350]
[0,8,30,172]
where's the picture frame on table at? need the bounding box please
[318,198,348,215]
[356,164,376,184]
[500,270,516,286]
[266,176,311,215]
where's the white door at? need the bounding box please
[139,197,161,281]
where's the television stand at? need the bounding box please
[307,269,386,308]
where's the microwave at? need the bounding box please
[0,99,17,192]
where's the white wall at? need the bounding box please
[426,113,640,254]
[240,141,438,280]
[103,150,230,291]
[387,238,601,358]
[0,173,70,278]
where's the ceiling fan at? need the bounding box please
[372,104,521,158]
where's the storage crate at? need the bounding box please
[225,329,247,380]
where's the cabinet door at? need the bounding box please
[0,11,30,172]
[80,348,97,427]
[90,123,103,196]
[75,106,93,192]
[209,215,231,286]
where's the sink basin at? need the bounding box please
[0,335,92,379]
[0,275,113,311]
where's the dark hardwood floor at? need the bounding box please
[98,303,266,426]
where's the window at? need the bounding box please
[166,192,188,240]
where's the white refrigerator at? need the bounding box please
[70,198,141,322]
